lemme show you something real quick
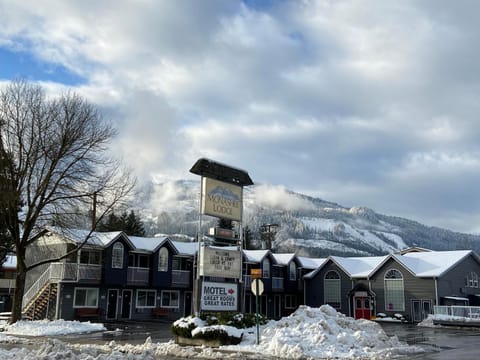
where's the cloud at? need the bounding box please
[1,0,480,233]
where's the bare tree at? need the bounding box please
[0,79,135,323]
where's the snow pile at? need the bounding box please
[0,319,105,336]
[0,307,424,359]
[224,305,423,359]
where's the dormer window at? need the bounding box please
[158,247,169,272]
[112,242,124,269]
[289,262,297,281]
[263,258,270,278]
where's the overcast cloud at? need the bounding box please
[1,0,479,233]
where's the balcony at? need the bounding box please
[127,267,149,284]
[172,270,190,287]
[49,263,102,282]
[0,278,15,289]
[272,277,284,291]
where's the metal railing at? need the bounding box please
[0,279,15,290]
[127,267,149,284]
[172,270,190,286]
[434,305,480,319]
[22,262,102,309]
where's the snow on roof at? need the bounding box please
[128,236,167,252]
[171,241,197,256]
[297,256,327,269]
[272,253,295,265]
[331,255,388,278]
[243,249,270,263]
[2,255,16,269]
[47,227,124,247]
[394,250,473,277]
[443,296,469,301]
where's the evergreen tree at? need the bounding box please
[125,210,146,236]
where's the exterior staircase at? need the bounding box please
[23,283,58,320]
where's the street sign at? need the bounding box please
[251,278,264,296]
[251,268,262,279]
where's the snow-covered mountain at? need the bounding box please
[135,180,480,257]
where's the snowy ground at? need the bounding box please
[0,306,424,359]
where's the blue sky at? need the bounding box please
[1,0,480,234]
[0,47,84,85]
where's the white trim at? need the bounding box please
[161,290,180,309]
[136,289,157,308]
[73,287,99,308]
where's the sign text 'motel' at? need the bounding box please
[201,281,238,311]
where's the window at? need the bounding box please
[161,290,180,308]
[467,272,479,288]
[324,270,341,309]
[138,255,149,268]
[289,262,297,281]
[158,248,168,272]
[79,250,101,265]
[112,243,124,269]
[136,290,156,308]
[263,258,270,278]
[74,288,99,308]
[384,269,405,311]
[285,294,297,309]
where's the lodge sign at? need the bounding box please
[201,177,243,221]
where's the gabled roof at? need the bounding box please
[272,253,296,266]
[171,240,198,256]
[129,236,169,252]
[393,250,475,277]
[297,256,327,270]
[330,256,388,278]
[304,255,387,280]
[45,227,131,248]
[243,249,271,263]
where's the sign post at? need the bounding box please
[251,269,263,345]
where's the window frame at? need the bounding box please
[158,247,169,272]
[73,287,99,308]
[112,242,124,269]
[289,262,297,281]
[384,268,405,311]
[136,289,157,308]
[263,258,271,279]
[160,290,180,309]
[324,270,341,309]
[285,294,297,309]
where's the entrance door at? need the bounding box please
[274,295,281,319]
[354,297,371,320]
[184,292,192,317]
[107,289,118,320]
[412,300,432,322]
[121,289,132,319]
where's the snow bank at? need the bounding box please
[0,319,105,336]
[224,305,423,359]
[0,307,424,359]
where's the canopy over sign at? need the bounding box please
[190,158,254,186]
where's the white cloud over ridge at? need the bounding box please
[1,0,480,233]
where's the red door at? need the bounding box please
[354,297,371,320]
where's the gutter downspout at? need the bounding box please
[434,277,439,307]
